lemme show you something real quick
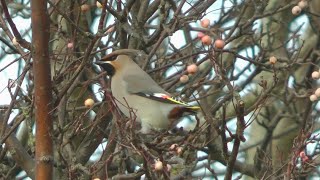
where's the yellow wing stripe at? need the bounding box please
[135,92,200,110]
[166,97,200,110]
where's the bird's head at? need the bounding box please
[95,54,117,76]
[95,49,146,76]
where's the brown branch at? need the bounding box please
[145,0,161,21]
[31,0,53,179]
[206,143,255,178]
[221,104,229,159]
[225,100,245,180]
[97,0,108,32]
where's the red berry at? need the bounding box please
[292,6,301,15]
[214,39,225,49]
[200,18,210,28]
[187,64,198,74]
[201,35,212,45]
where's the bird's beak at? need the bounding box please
[94,61,107,66]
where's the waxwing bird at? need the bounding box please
[95,50,200,133]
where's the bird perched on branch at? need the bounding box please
[95,50,200,133]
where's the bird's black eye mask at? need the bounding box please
[95,54,117,76]
[95,61,115,76]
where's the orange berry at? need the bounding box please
[197,32,205,39]
[298,1,308,9]
[269,56,277,64]
[315,88,320,97]
[200,18,210,28]
[12,37,19,46]
[187,64,198,74]
[312,71,320,79]
[81,4,90,12]
[84,98,94,108]
[299,151,306,158]
[154,160,163,171]
[201,35,212,45]
[169,144,178,151]
[310,94,317,102]
[176,147,183,155]
[291,6,301,15]
[179,75,189,83]
[214,39,225,49]
[67,42,74,49]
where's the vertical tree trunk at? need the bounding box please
[31,0,53,179]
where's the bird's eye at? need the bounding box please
[109,55,118,61]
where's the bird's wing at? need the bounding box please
[122,72,168,94]
[134,92,200,111]
[122,72,200,110]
